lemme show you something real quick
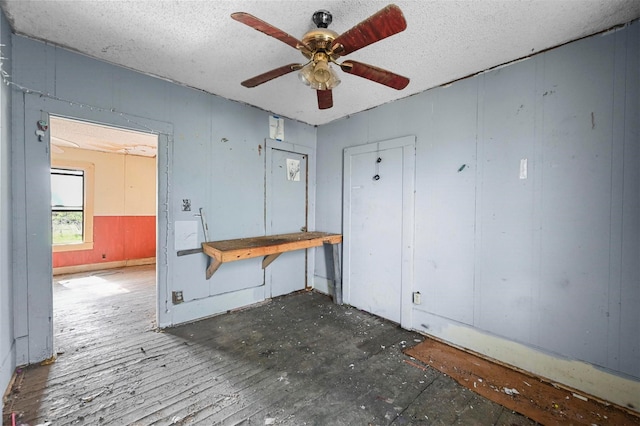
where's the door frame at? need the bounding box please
[342,136,415,329]
[13,94,172,364]
[265,138,315,296]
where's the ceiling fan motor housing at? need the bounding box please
[301,29,339,60]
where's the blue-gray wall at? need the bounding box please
[0,8,13,422]
[316,21,639,398]
[9,34,317,365]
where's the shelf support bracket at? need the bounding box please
[262,253,282,269]
[206,257,222,280]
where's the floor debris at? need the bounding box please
[5,266,541,425]
[80,388,108,403]
[405,337,640,425]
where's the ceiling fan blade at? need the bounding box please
[340,60,409,90]
[330,4,407,56]
[317,90,333,110]
[241,63,301,88]
[231,12,307,50]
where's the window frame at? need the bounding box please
[51,159,95,252]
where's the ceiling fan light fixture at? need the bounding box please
[313,60,331,83]
[298,60,341,91]
[298,63,313,86]
[321,64,341,90]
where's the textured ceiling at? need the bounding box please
[51,116,158,157]
[2,1,640,126]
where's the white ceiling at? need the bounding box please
[51,116,158,157]
[2,1,640,126]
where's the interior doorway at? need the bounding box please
[49,116,159,343]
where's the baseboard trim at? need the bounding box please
[412,309,640,414]
[53,257,156,275]
[405,337,640,424]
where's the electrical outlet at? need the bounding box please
[412,291,421,305]
[172,291,184,304]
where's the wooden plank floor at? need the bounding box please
[4,265,537,425]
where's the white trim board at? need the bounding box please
[413,310,640,413]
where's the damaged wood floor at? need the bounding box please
[4,265,537,425]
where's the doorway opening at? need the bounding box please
[49,116,159,350]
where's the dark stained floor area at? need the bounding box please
[4,265,537,425]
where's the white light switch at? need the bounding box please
[519,158,528,179]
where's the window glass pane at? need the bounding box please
[51,169,84,210]
[52,211,84,244]
[51,168,84,244]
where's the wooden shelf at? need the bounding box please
[201,232,343,304]
[202,231,341,266]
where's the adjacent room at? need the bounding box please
[0,1,639,424]
[50,116,158,276]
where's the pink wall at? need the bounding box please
[51,144,157,269]
[53,216,155,267]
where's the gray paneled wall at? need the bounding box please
[316,21,639,381]
[9,34,317,364]
[619,19,640,379]
[535,32,616,370]
[0,9,13,423]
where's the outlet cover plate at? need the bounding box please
[172,291,184,304]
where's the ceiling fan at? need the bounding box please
[231,4,410,110]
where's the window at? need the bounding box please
[51,161,94,252]
[51,168,84,244]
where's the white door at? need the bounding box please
[267,144,308,297]
[343,136,415,326]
